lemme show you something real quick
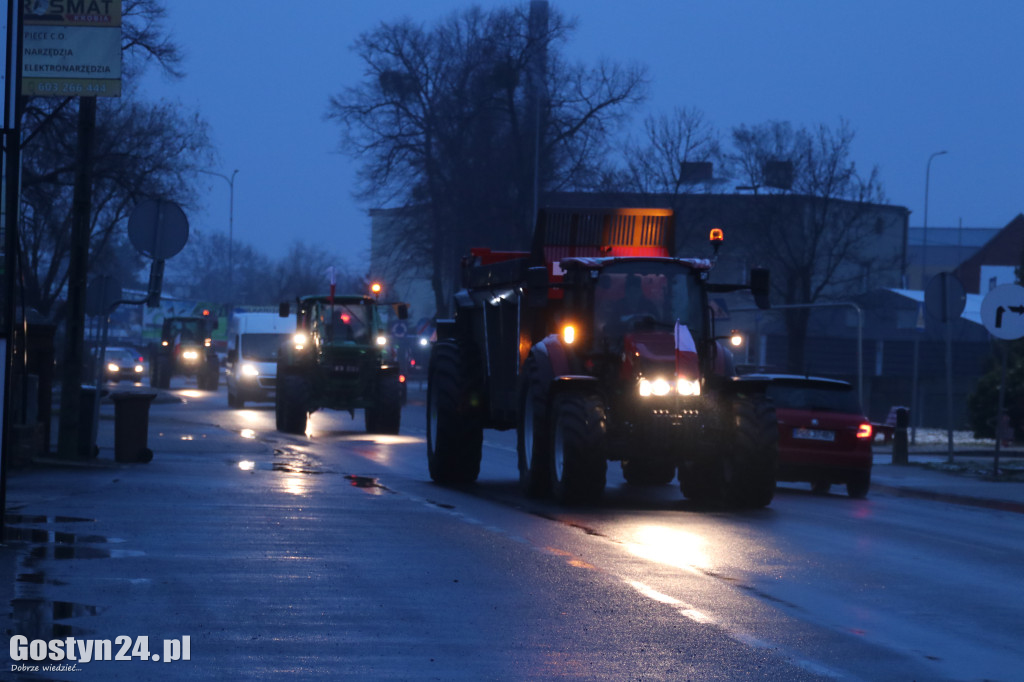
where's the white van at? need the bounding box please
[225,312,296,408]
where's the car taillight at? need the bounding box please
[856,423,873,439]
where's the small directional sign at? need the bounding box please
[981,284,1024,340]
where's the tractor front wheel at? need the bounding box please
[426,342,482,484]
[276,374,309,435]
[548,392,607,505]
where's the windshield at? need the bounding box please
[766,383,861,413]
[167,319,206,344]
[593,262,704,350]
[316,300,375,345]
[241,333,289,362]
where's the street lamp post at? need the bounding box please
[921,150,947,288]
[199,168,239,303]
[911,150,946,444]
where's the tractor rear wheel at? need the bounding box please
[366,374,402,434]
[548,392,607,505]
[426,341,482,484]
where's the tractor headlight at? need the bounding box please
[292,332,308,350]
[182,350,199,361]
[375,335,388,346]
[676,377,701,396]
[638,377,672,397]
[638,376,701,397]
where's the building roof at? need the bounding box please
[953,214,1024,293]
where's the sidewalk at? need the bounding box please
[868,434,1024,512]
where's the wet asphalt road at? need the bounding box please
[3,380,1023,680]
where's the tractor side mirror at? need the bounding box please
[279,302,290,318]
[750,268,770,310]
[526,266,549,308]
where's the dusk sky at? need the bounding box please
[137,0,1024,275]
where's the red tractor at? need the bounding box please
[427,208,777,507]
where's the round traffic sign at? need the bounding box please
[980,284,1024,340]
[128,200,189,259]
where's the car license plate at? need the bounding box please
[793,427,835,442]
[333,365,358,374]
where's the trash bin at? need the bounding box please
[111,391,158,463]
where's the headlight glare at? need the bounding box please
[561,324,576,345]
[676,377,701,396]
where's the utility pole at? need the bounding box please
[56,98,96,460]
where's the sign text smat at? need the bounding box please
[22,0,122,97]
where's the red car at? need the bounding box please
[737,374,873,498]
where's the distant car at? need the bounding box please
[736,374,873,498]
[104,347,146,383]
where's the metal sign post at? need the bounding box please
[925,273,966,462]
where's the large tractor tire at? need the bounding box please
[547,392,607,505]
[366,374,402,435]
[276,374,310,435]
[152,356,171,390]
[198,358,219,391]
[516,355,550,498]
[684,395,777,508]
[426,341,483,484]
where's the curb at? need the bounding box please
[872,483,1024,514]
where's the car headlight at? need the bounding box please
[241,363,259,377]
[375,335,388,346]
[107,362,120,373]
[133,364,144,374]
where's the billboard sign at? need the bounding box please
[22,0,122,97]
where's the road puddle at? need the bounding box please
[3,517,137,639]
[10,598,102,638]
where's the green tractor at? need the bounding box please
[275,292,408,435]
[151,314,220,390]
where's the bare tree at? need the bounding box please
[726,120,891,371]
[327,3,647,315]
[271,242,363,303]
[16,0,211,320]
[617,107,723,195]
